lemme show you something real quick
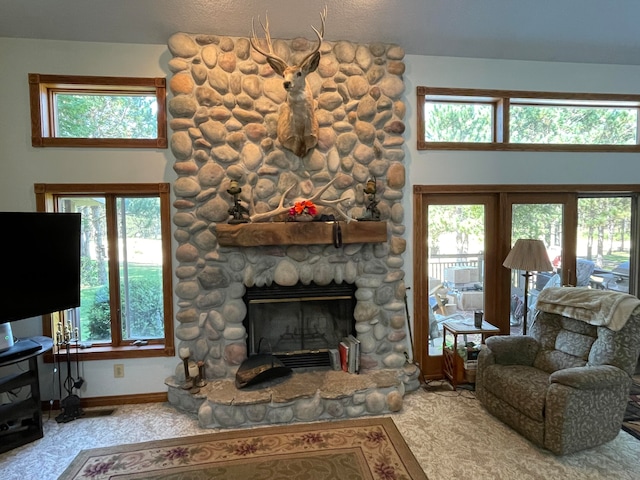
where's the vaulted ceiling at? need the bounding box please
[1,0,639,66]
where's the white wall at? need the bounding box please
[402,54,640,355]
[0,38,177,400]
[2,37,640,396]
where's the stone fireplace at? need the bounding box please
[164,29,419,428]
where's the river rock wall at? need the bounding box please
[166,31,415,391]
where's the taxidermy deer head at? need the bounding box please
[251,7,326,157]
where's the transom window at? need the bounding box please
[418,87,640,152]
[29,74,167,148]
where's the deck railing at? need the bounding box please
[428,253,484,284]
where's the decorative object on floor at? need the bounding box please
[194,361,206,388]
[178,347,193,391]
[622,377,640,441]
[58,417,427,480]
[250,7,326,158]
[502,238,553,334]
[235,338,292,389]
[358,177,381,221]
[226,179,250,224]
[477,287,640,455]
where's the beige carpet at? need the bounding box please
[58,417,426,480]
[1,385,639,479]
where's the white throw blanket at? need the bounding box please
[536,287,640,331]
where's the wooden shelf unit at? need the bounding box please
[0,336,53,454]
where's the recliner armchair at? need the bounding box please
[477,287,640,455]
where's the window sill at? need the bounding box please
[43,343,175,363]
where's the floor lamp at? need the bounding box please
[503,239,553,335]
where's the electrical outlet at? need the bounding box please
[114,364,124,378]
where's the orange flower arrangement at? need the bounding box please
[289,200,317,218]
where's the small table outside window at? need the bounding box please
[442,319,500,390]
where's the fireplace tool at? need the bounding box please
[235,338,292,389]
[55,320,84,423]
[403,286,414,364]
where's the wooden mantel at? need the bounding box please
[214,221,387,247]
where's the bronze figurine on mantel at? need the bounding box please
[358,178,380,221]
[227,180,250,224]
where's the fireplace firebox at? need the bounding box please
[243,282,357,369]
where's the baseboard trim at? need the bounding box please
[42,392,168,410]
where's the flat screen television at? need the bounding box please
[0,212,81,353]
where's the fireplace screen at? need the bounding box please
[244,282,356,368]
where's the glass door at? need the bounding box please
[508,200,567,335]
[578,196,634,294]
[414,194,498,379]
[507,194,636,334]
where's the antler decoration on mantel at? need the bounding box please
[250,7,327,157]
[248,177,354,223]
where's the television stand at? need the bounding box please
[0,336,53,454]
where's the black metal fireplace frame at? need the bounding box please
[243,281,357,369]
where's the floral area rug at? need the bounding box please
[58,417,427,480]
[622,378,640,441]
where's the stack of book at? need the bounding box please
[338,334,360,373]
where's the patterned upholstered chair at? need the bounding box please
[476,287,640,455]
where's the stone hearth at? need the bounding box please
[165,30,416,428]
[167,367,418,428]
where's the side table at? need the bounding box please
[442,320,499,390]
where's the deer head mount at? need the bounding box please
[251,7,326,158]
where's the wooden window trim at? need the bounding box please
[34,183,174,362]
[29,74,167,149]
[417,86,640,152]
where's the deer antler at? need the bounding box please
[250,13,288,75]
[305,177,354,222]
[249,183,296,223]
[248,178,354,223]
[300,6,327,67]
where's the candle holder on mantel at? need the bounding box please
[227,180,250,224]
[358,178,380,221]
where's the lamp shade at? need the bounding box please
[503,239,553,272]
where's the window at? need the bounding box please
[35,183,174,361]
[424,100,493,143]
[29,74,167,148]
[417,87,640,152]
